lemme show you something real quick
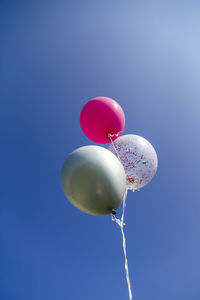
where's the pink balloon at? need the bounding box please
[80,97,125,143]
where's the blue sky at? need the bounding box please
[1,1,200,299]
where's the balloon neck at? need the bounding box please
[111,209,117,215]
[107,131,122,139]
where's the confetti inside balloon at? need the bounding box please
[80,97,125,144]
[108,134,158,190]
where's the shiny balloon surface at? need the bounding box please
[61,145,126,215]
[80,97,125,143]
[108,135,158,190]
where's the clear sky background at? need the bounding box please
[1,1,200,299]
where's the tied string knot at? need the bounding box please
[107,131,122,139]
[111,214,126,227]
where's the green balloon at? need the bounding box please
[61,145,126,216]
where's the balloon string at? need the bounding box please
[108,133,121,162]
[108,133,133,299]
[111,189,133,300]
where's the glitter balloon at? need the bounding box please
[108,134,158,190]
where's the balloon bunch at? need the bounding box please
[61,96,158,216]
[61,96,158,300]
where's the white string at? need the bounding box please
[108,133,122,161]
[112,190,133,300]
[108,133,133,300]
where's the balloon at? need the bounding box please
[61,145,126,216]
[108,135,158,190]
[80,97,125,144]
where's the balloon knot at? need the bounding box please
[108,131,122,139]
